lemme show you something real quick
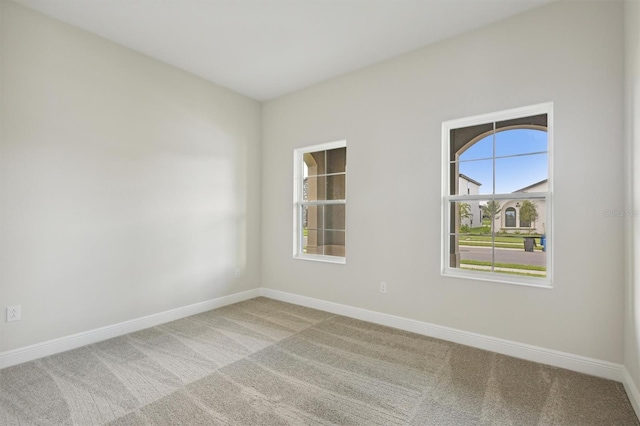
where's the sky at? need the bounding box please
[457,129,548,194]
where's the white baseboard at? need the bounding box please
[1,286,632,395]
[623,367,640,419]
[260,288,624,382]
[0,288,260,370]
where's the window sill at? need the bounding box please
[442,268,553,289]
[294,254,346,264]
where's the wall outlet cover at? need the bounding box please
[7,305,21,322]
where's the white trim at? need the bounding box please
[443,102,554,129]
[293,254,346,264]
[623,367,640,420]
[0,288,260,370]
[294,139,347,154]
[260,288,623,382]
[443,268,554,289]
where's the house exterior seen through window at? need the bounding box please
[293,141,346,263]
[442,103,552,287]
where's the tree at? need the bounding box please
[458,202,472,223]
[482,200,501,220]
[458,202,473,233]
[519,200,538,228]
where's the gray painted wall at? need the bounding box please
[0,0,632,374]
[262,1,625,362]
[0,1,262,352]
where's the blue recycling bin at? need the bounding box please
[540,234,546,252]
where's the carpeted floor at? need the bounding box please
[0,297,637,425]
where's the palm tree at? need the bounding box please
[482,200,501,220]
[481,200,501,234]
[458,202,472,223]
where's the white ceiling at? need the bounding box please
[17,0,552,101]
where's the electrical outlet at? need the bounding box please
[380,282,387,294]
[6,305,21,322]
[235,269,242,279]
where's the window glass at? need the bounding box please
[295,141,347,263]
[443,105,551,285]
[505,208,516,227]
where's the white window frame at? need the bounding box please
[441,103,553,288]
[293,140,347,264]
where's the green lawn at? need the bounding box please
[458,240,544,251]
[460,259,546,271]
[460,267,546,278]
[458,226,544,251]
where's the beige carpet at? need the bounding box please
[0,297,637,425]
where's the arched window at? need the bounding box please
[442,103,552,285]
[505,207,516,227]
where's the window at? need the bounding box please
[293,140,346,263]
[505,207,516,227]
[442,103,552,286]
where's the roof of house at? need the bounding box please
[459,174,482,187]
[513,179,548,193]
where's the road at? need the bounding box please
[459,245,546,267]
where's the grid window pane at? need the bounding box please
[456,159,493,196]
[454,233,547,277]
[494,236,546,278]
[303,174,345,201]
[495,128,547,158]
[295,141,347,261]
[304,151,325,177]
[450,201,484,233]
[495,153,547,194]
[303,230,323,254]
[445,109,550,285]
[302,205,322,230]
[327,174,346,200]
[324,204,345,230]
[304,176,326,201]
[454,126,494,161]
[323,230,346,257]
[326,148,347,174]
[450,200,498,231]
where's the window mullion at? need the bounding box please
[492,122,496,273]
